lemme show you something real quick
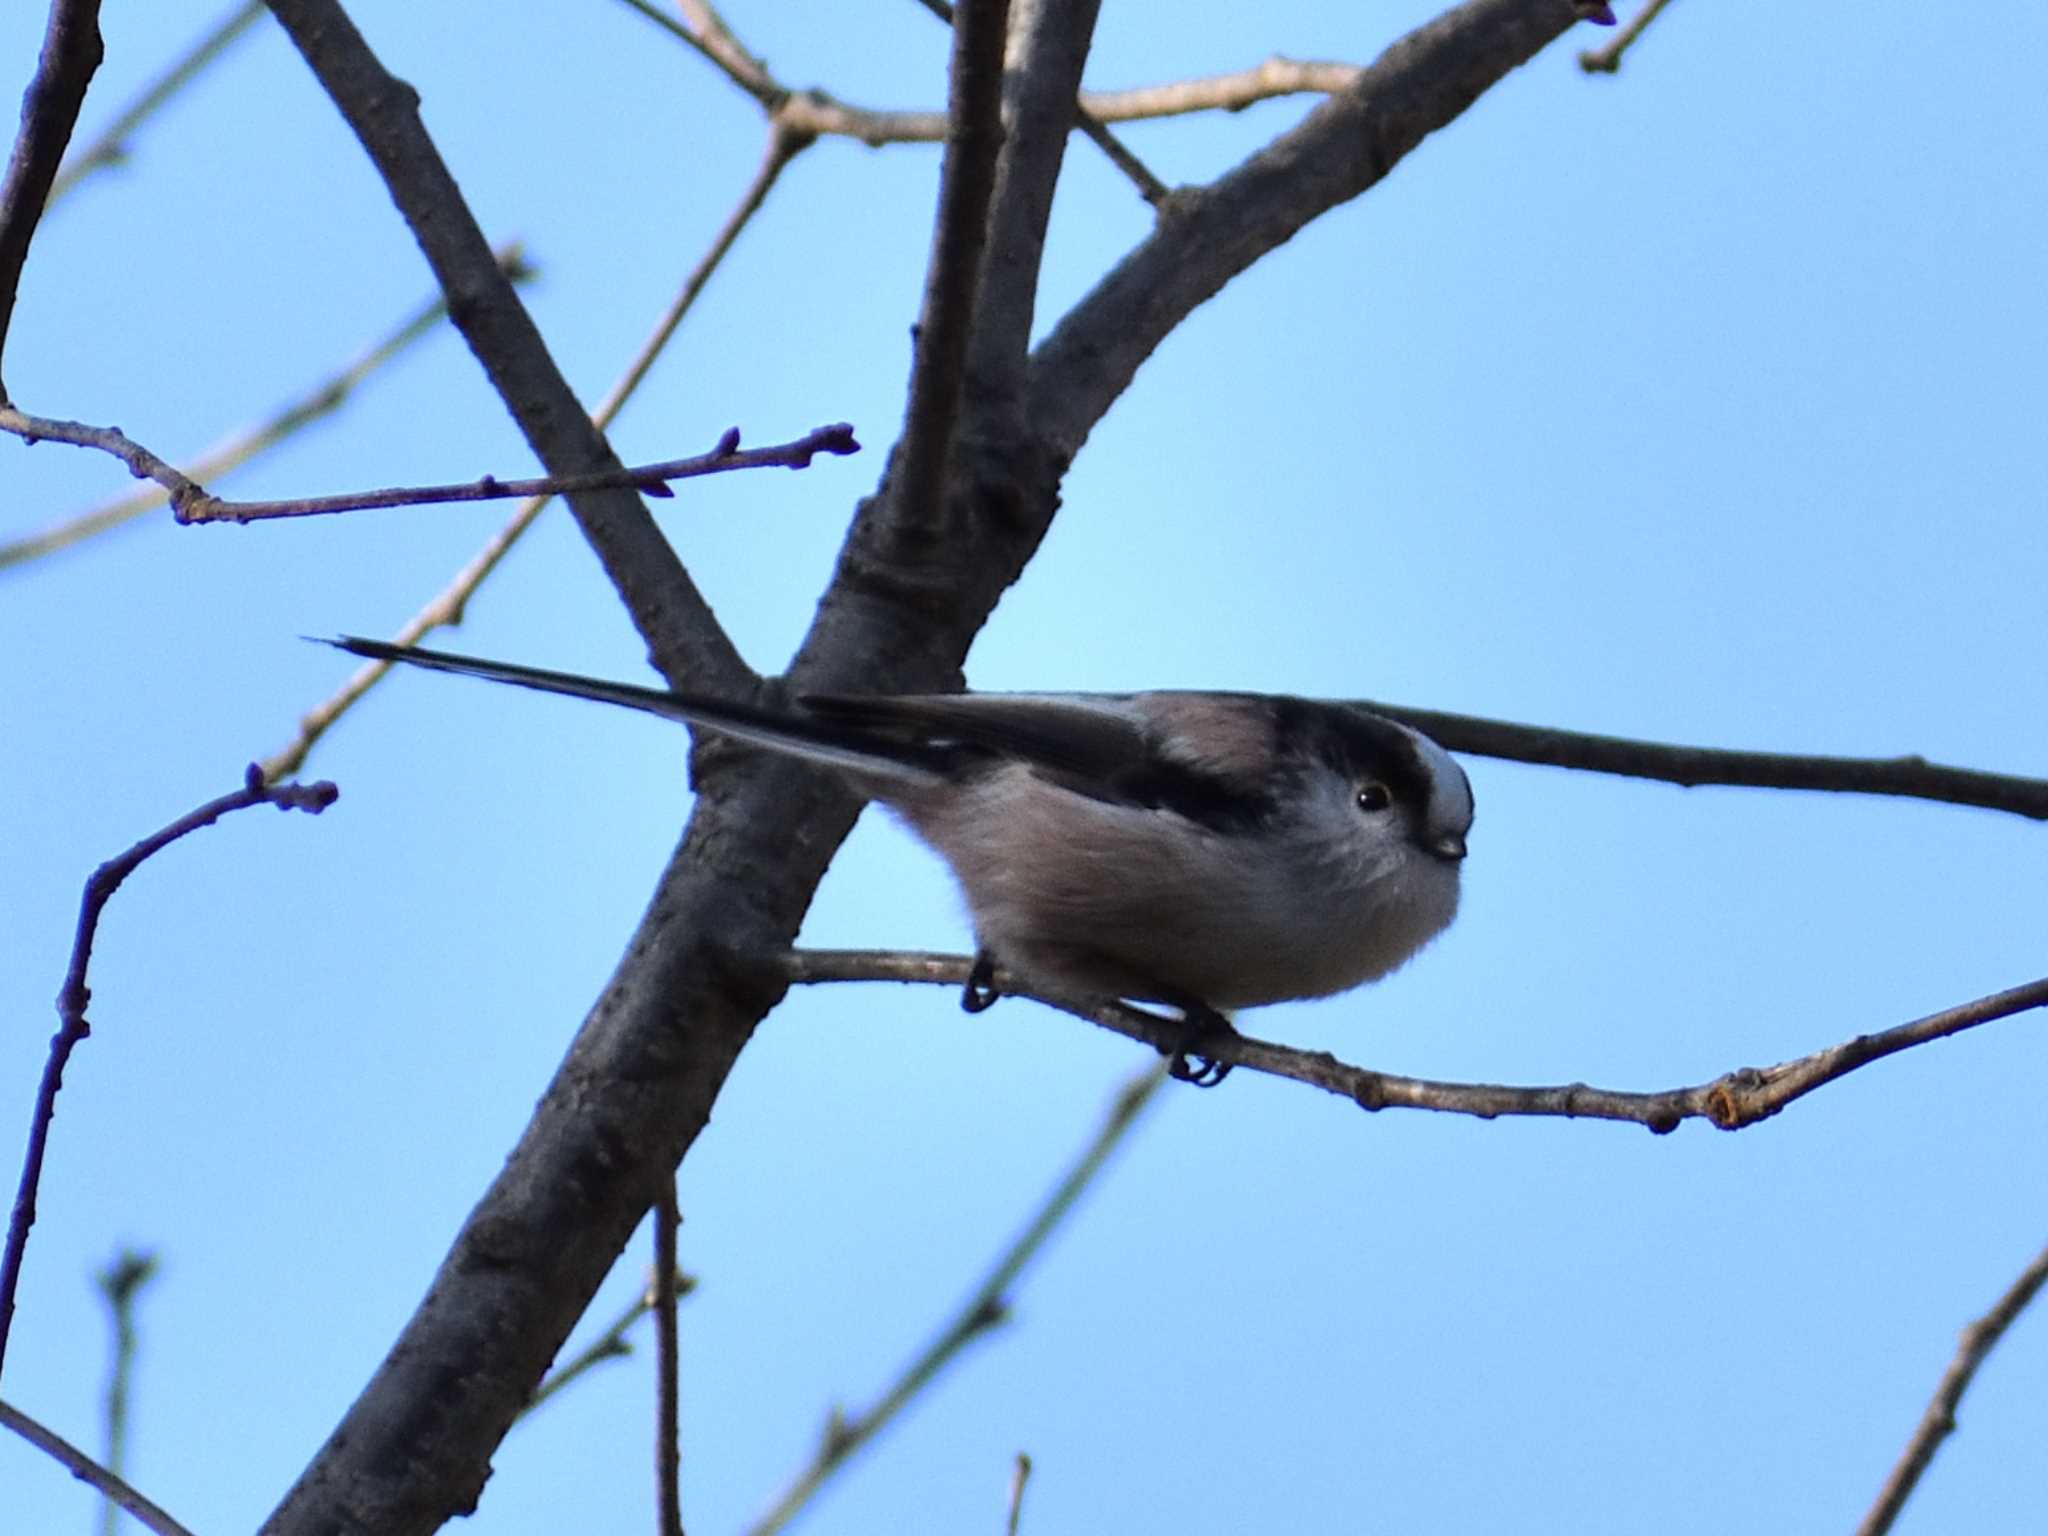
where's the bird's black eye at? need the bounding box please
[1355,781,1392,813]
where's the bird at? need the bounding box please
[325,636,1474,1083]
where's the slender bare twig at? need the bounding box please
[0,244,535,571]
[1005,1453,1033,1536]
[1579,0,1675,73]
[779,951,2048,1134]
[887,0,1011,538]
[49,1,266,203]
[1077,58,1362,119]
[257,128,806,783]
[0,766,338,1379]
[653,1182,684,1536]
[677,0,782,103]
[1358,698,2048,823]
[95,1248,157,1536]
[1857,1240,2048,1536]
[0,406,200,505]
[521,1267,697,1418]
[180,424,856,523]
[745,1063,1165,1536]
[0,0,104,394]
[627,0,1369,203]
[0,411,853,525]
[0,1397,195,1536]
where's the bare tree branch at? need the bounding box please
[917,0,1168,206]
[780,951,2048,1133]
[258,8,1620,1532]
[0,1397,195,1536]
[744,1063,1164,1536]
[1857,1239,2048,1536]
[521,1267,696,1419]
[652,1182,684,1536]
[0,0,104,395]
[94,1248,157,1536]
[48,1,265,203]
[1029,0,1594,461]
[1006,1453,1033,1536]
[889,0,1013,539]
[1078,57,1364,119]
[0,405,203,507]
[181,424,856,522]
[258,128,805,783]
[0,244,534,572]
[0,410,853,525]
[0,767,338,1380]
[1359,700,2048,822]
[1579,0,1676,74]
[264,0,748,698]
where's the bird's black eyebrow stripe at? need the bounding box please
[1274,698,1436,807]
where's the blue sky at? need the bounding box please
[2,3,2044,1533]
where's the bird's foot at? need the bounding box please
[961,952,1002,1014]
[1164,1002,1239,1088]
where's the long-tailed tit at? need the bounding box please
[326,638,1474,1083]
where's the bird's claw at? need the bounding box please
[961,953,1001,1014]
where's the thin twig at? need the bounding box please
[745,1062,1165,1536]
[889,0,1011,538]
[1579,0,1675,73]
[1856,1239,2048,1536]
[0,0,104,394]
[1357,698,2048,823]
[673,0,782,105]
[95,1248,157,1536]
[1077,57,1362,119]
[0,766,339,1379]
[0,411,853,525]
[256,128,806,782]
[779,951,2048,1134]
[0,1397,195,1536]
[653,1181,684,1536]
[49,1,266,203]
[522,1267,697,1418]
[0,243,535,571]
[1005,1452,1032,1536]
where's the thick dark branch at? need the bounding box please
[1360,700,2048,822]
[887,0,1011,538]
[1857,1239,2048,1536]
[263,0,748,697]
[966,0,1105,411]
[781,951,2048,1133]
[0,0,103,395]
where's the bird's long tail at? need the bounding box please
[322,636,946,785]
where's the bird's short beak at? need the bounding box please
[1430,833,1467,862]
